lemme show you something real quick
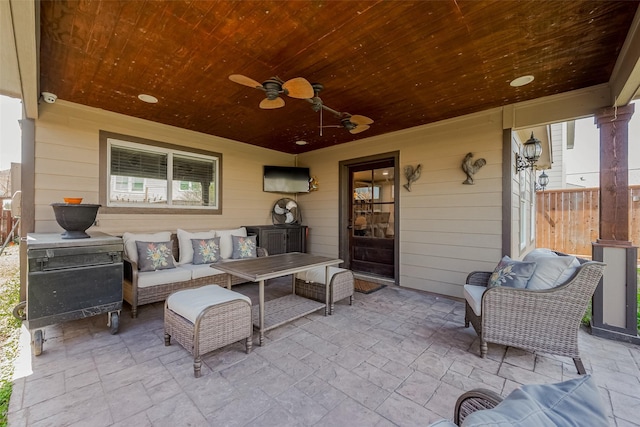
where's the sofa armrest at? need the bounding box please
[466,271,492,287]
[123,255,139,284]
[257,247,268,257]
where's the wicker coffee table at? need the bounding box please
[213,252,342,346]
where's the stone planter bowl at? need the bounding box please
[51,203,101,239]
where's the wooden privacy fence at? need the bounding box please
[536,185,640,260]
[1,202,15,243]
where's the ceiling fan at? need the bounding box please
[229,74,314,109]
[307,83,374,135]
[322,114,374,134]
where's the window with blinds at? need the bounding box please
[104,135,220,211]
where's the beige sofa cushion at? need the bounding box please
[137,266,192,288]
[122,231,172,263]
[178,263,227,280]
[296,266,347,284]
[215,227,247,259]
[176,228,215,264]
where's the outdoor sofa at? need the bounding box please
[123,227,266,317]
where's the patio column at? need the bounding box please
[592,104,639,343]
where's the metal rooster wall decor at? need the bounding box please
[461,152,486,185]
[403,164,422,191]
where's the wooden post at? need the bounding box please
[592,104,639,343]
[595,104,634,244]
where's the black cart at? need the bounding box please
[25,232,123,355]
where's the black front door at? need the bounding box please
[346,158,396,279]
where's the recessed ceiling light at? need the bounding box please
[510,75,535,87]
[138,94,158,103]
[295,140,308,146]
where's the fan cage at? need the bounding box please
[271,198,302,225]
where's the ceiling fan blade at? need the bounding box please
[229,74,263,89]
[260,97,285,109]
[350,124,370,134]
[349,115,374,125]
[282,77,314,99]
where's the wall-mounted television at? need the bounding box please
[263,166,310,193]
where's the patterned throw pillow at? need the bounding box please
[191,237,221,264]
[488,255,536,289]
[135,241,176,272]
[231,235,257,259]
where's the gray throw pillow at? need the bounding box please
[135,240,176,271]
[488,255,536,289]
[191,237,221,264]
[231,235,257,259]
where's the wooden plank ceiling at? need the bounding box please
[39,0,638,154]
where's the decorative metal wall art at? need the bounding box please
[309,176,319,191]
[461,152,486,185]
[403,164,422,191]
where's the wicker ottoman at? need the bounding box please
[164,285,253,377]
[295,267,354,314]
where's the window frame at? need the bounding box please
[99,131,222,214]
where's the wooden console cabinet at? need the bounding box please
[244,225,307,255]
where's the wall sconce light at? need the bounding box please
[515,132,542,172]
[537,170,549,191]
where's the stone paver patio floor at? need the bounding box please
[8,279,640,426]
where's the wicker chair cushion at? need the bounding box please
[137,267,192,288]
[215,227,247,259]
[167,285,251,323]
[176,229,215,264]
[461,375,608,427]
[523,248,558,259]
[463,285,486,316]
[123,231,172,263]
[488,256,536,289]
[295,266,347,284]
[525,255,580,290]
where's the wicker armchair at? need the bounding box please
[454,388,503,425]
[451,375,607,426]
[464,260,606,374]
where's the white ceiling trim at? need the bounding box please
[0,0,38,119]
